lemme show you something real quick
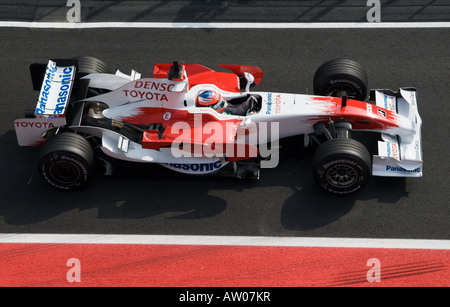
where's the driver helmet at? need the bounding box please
[197,90,227,113]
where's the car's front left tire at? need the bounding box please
[313,58,368,101]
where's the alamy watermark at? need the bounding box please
[66,0,81,23]
[170,115,280,169]
[367,0,381,23]
[66,258,81,283]
[367,258,381,282]
[65,1,381,24]
[64,257,382,284]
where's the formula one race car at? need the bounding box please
[14,57,423,194]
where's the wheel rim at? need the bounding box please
[326,163,358,188]
[49,160,82,185]
[326,84,359,99]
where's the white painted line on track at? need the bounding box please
[0,233,449,250]
[1,21,450,29]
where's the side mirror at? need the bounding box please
[244,72,254,93]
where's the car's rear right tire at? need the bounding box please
[38,132,94,190]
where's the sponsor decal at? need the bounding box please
[122,80,175,102]
[274,94,282,114]
[14,121,55,129]
[409,92,416,106]
[165,161,223,173]
[322,159,359,170]
[36,61,75,116]
[53,66,74,114]
[366,103,372,115]
[266,93,273,114]
[383,95,396,111]
[36,62,57,114]
[135,80,175,92]
[385,141,400,160]
[414,140,421,160]
[385,166,421,173]
[265,93,282,114]
[330,79,361,90]
[123,90,168,101]
[14,117,66,146]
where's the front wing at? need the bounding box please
[372,88,423,177]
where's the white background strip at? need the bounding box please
[1,21,450,29]
[0,233,449,250]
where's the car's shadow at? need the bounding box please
[0,130,408,232]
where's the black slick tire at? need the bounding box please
[313,138,371,194]
[313,59,368,101]
[73,56,111,76]
[73,56,112,97]
[38,132,94,190]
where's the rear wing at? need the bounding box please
[372,88,423,177]
[34,59,76,118]
[15,60,76,146]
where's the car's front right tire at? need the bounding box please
[313,138,371,194]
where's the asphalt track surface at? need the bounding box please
[2,0,450,23]
[0,1,449,287]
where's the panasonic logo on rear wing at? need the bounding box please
[35,60,76,118]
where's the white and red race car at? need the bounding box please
[14,57,423,194]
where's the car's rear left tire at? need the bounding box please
[73,56,111,76]
[73,56,112,97]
